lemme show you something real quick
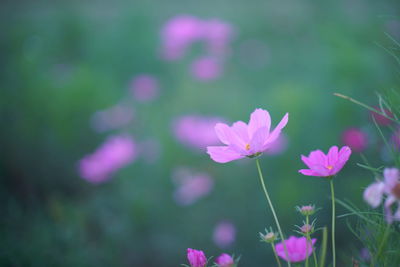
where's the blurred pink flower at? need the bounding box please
[173,115,223,151]
[341,128,367,152]
[299,146,351,177]
[172,167,214,206]
[202,19,234,56]
[187,248,207,267]
[363,168,400,224]
[161,15,204,61]
[91,104,134,132]
[275,236,317,263]
[370,107,393,126]
[215,253,234,267]
[79,135,137,184]
[130,74,159,102]
[207,108,289,163]
[213,221,236,248]
[190,56,222,81]
[265,134,288,155]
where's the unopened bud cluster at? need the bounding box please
[296,204,316,216]
[259,228,278,243]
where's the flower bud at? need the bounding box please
[215,253,234,267]
[296,205,316,216]
[187,248,207,267]
[300,223,314,234]
[260,228,278,243]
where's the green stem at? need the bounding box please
[330,179,336,267]
[373,223,391,265]
[271,243,282,267]
[255,158,291,267]
[305,215,318,267]
[305,217,309,267]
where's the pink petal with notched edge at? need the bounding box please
[308,150,327,166]
[363,182,384,208]
[207,146,244,163]
[263,113,289,147]
[327,146,339,166]
[299,169,320,176]
[248,108,271,139]
[249,127,269,154]
[215,123,233,145]
[231,121,250,143]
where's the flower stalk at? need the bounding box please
[255,158,291,267]
[330,178,336,267]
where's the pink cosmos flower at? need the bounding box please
[91,104,134,133]
[299,146,352,177]
[161,15,204,61]
[215,253,234,267]
[187,248,207,267]
[173,115,223,151]
[190,56,222,81]
[275,236,317,263]
[79,135,137,184]
[207,108,289,163]
[172,167,214,206]
[213,221,236,248]
[130,74,160,102]
[363,167,400,224]
[341,128,367,152]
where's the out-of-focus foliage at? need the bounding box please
[1,0,400,266]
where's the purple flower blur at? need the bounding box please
[172,167,214,206]
[341,128,367,152]
[363,167,400,223]
[215,253,234,267]
[130,74,160,102]
[187,248,207,267]
[299,146,351,177]
[207,108,289,163]
[173,115,223,151]
[213,221,236,248]
[275,236,317,263]
[370,107,393,126]
[190,56,222,81]
[78,135,137,184]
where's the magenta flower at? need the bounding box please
[172,167,214,206]
[275,236,317,263]
[341,128,367,152]
[187,248,207,267]
[207,108,289,163]
[190,56,222,81]
[78,135,137,184]
[215,253,234,267]
[363,168,400,223]
[173,115,223,151]
[299,146,352,177]
[130,74,160,102]
[213,221,236,248]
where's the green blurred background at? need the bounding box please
[1,0,400,266]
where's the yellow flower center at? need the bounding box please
[326,165,333,170]
[245,143,251,150]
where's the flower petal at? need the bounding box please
[248,109,271,139]
[232,121,250,143]
[249,127,269,154]
[299,169,321,176]
[327,146,338,166]
[207,146,244,163]
[301,155,314,169]
[308,150,327,166]
[383,168,400,193]
[215,123,233,145]
[384,195,397,224]
[263,113,289,147]
[363,182,384,208]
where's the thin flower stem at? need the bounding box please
[305,217,309,267]
[330,179,336,267]
[271,243,282,267]
[373,223,391,265]
[305,215,318,267]
[255,158,291,267]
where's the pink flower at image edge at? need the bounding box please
[207,108,289,163]
[275,236,317,263]
[215,253,234,267]
[299,146,351,177]
[187,248,207,267]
